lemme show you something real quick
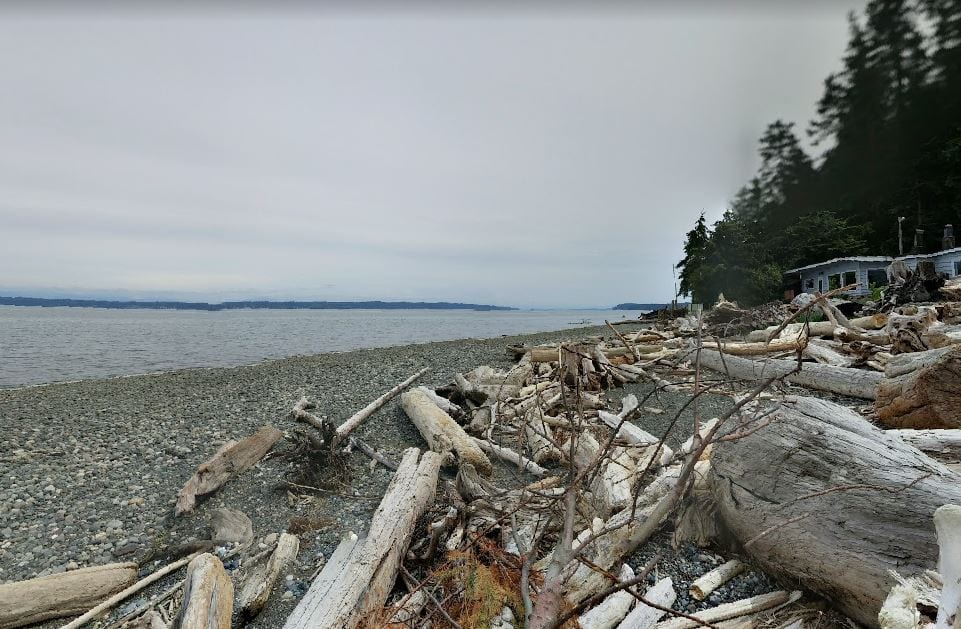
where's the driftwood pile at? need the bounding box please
[5,290,961,629]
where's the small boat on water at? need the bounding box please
[568,318,591,325]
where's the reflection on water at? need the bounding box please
[0,306,644,388]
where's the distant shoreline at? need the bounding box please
[0,296,516,312]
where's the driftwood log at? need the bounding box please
[697,349,882,399]
[176,426,283,515]
[711,396,961,627]
[0,562,137,629]
[400,388,493,475]
[283,448,442,629]
[875,345,961,428]
[175,553,233,629]
[237,532,300,620]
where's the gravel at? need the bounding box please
[0,324,776,627]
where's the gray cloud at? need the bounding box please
[0,3,864,308]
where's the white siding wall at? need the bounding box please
[797,261,887,296]
[902,250,961,277]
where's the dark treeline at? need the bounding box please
[678,0,961,306]
[0,296,515,311]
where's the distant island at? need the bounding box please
[612,302,684,311]
[0,296,516,312]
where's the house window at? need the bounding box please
[804,278,815,290]
[868,269,888,287]
[843,271,857,288]
[829,274,841,290]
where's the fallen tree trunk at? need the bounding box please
[176,553,233,629]
[283,448,442,629]
[875,345,961,428]
[711,396,961,627]
[697,349,882,399]
[400,389,493,475]
[176,426,283,515]
[0,562,137,629]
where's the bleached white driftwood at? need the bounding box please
[177,553,233,629]
[400,389,493,475]
[0,562,137,629]
[617,577,677,629]
[878,583,921,629]
[59,554,199,629]
[711,396,961,627]
[934,505,961,629]
[565,466,681,604]
[237,532,300,620]
[471,436,548,476]
[697,349,882,399]
[578,564,637,629]
[415,384,463,417]
[524,412,564,464]
[333,368,428,443]
[891,429,961,458]
[654,590,794,629]
[175,426,283,515]
[597,448,638,515]
[283,448,442,629]
[690,560,747,601]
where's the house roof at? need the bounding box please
[901,246,961,260]
[785,256,893,274]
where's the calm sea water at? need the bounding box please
[0,306,644,388]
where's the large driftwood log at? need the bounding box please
[176,553,233,629]
[176,426,283,515]
[697,349,882,399]
[0,562,137,629]
[283,448,442,629]
[875,346,961,428]
[400,389,493,475]
[711,396,961,627]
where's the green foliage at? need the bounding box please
[678,0,961,306]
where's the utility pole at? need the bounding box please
[898,216,906,256]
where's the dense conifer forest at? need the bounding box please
[677,0,961,306]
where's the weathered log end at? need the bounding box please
[875,346,961,428]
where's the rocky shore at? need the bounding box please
[0,325,775,627]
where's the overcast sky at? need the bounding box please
[0,2,865,308]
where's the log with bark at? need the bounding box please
[176,426,283,515]
[710,395,961,627]
[283,448,442,629]
[0,562,137,629]
[875,345,961,428]
[400,388,493,475]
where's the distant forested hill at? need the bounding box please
[0,296,515,311]
[677,0,961,306]
[612,303,676,311]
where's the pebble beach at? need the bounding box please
[0,324,778,627]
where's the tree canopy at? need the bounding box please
[678,0,961,306]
